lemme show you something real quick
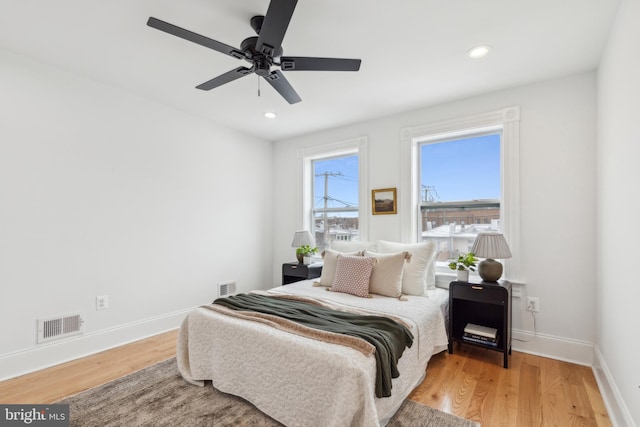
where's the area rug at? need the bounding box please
[58,358,478,427]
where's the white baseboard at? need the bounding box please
[511,328,594,366]
[592,345,636,427]
[0,307,193,382]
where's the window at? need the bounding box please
[400,107,521,281]
[299,137,368,252]
[419,132,501,262]
[312,154,359,250]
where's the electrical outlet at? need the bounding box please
[527,296,540,312]
[96,295,109,310]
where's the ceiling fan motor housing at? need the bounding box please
[240,36,280,75]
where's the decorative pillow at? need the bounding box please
[331,255,375,298]
[377,240,437,295]
[330,240,378,253]
[317,249,362,287]
[363,251,410,298]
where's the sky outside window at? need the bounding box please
[313,155,358,214]
[421,134,501,201]
[311,134,500,209]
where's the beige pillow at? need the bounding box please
[330,255,375,298]
[377,240,437,295]
[364,251,410,298]
[318,249,361,287]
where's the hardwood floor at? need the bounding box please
[0,330,179,404]
[409,344,612,426]
[0,330,611,426]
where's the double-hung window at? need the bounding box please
[299,137,368,252]
[400,107,521,281]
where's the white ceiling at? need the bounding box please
[0,0,620,141]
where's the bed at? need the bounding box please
[176,278,449,426]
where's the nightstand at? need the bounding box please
[282,262,322,285]
[448,280,512,368]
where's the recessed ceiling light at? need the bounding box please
[467,45,492,59]
[264,112,277,119]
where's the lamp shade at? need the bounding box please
[471,232,512,259]
[291,230,315,248]
[471,232,511,282]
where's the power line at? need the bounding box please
[313,196,356,208]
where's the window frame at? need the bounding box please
[400,107,521,282]
[297,136,369,247]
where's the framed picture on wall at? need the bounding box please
[372,188,397,215]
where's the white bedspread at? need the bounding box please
[177,281,449,427]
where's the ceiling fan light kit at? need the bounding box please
[147,0,361,105]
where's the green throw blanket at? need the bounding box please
[213,293,414,398]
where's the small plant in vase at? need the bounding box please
[296,245,318,264]
[448,252,478,282]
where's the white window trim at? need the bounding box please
[400,106,521,282]
[296,136,369,242]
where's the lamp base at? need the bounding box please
[296,253,303,263]
[478,259,503,282]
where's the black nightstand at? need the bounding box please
[448,280,512,368]
[282,262,322,285]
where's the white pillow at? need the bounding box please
[377,240,437,295]
[425,247,440,290]
[363,251,410,298]
[330,240,378,253]
[318,249,361,287]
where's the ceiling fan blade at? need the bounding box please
[147,17,248,60]
[255,0,298,56]
[280,57,361,72]
[263,70,301,104]
[196,67,254,91]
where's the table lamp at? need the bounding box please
[471,232,512,282]
[291,230,315,263]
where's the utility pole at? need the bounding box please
[422,185,439,202]
[316,171,343,247]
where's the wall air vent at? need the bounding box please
[37,312,84,344]
[217,281,236,298]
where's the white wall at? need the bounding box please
[273,72,598,364]
[596,0,640,425]
[0,49,274,379]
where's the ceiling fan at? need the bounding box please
[147,0,361,104]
